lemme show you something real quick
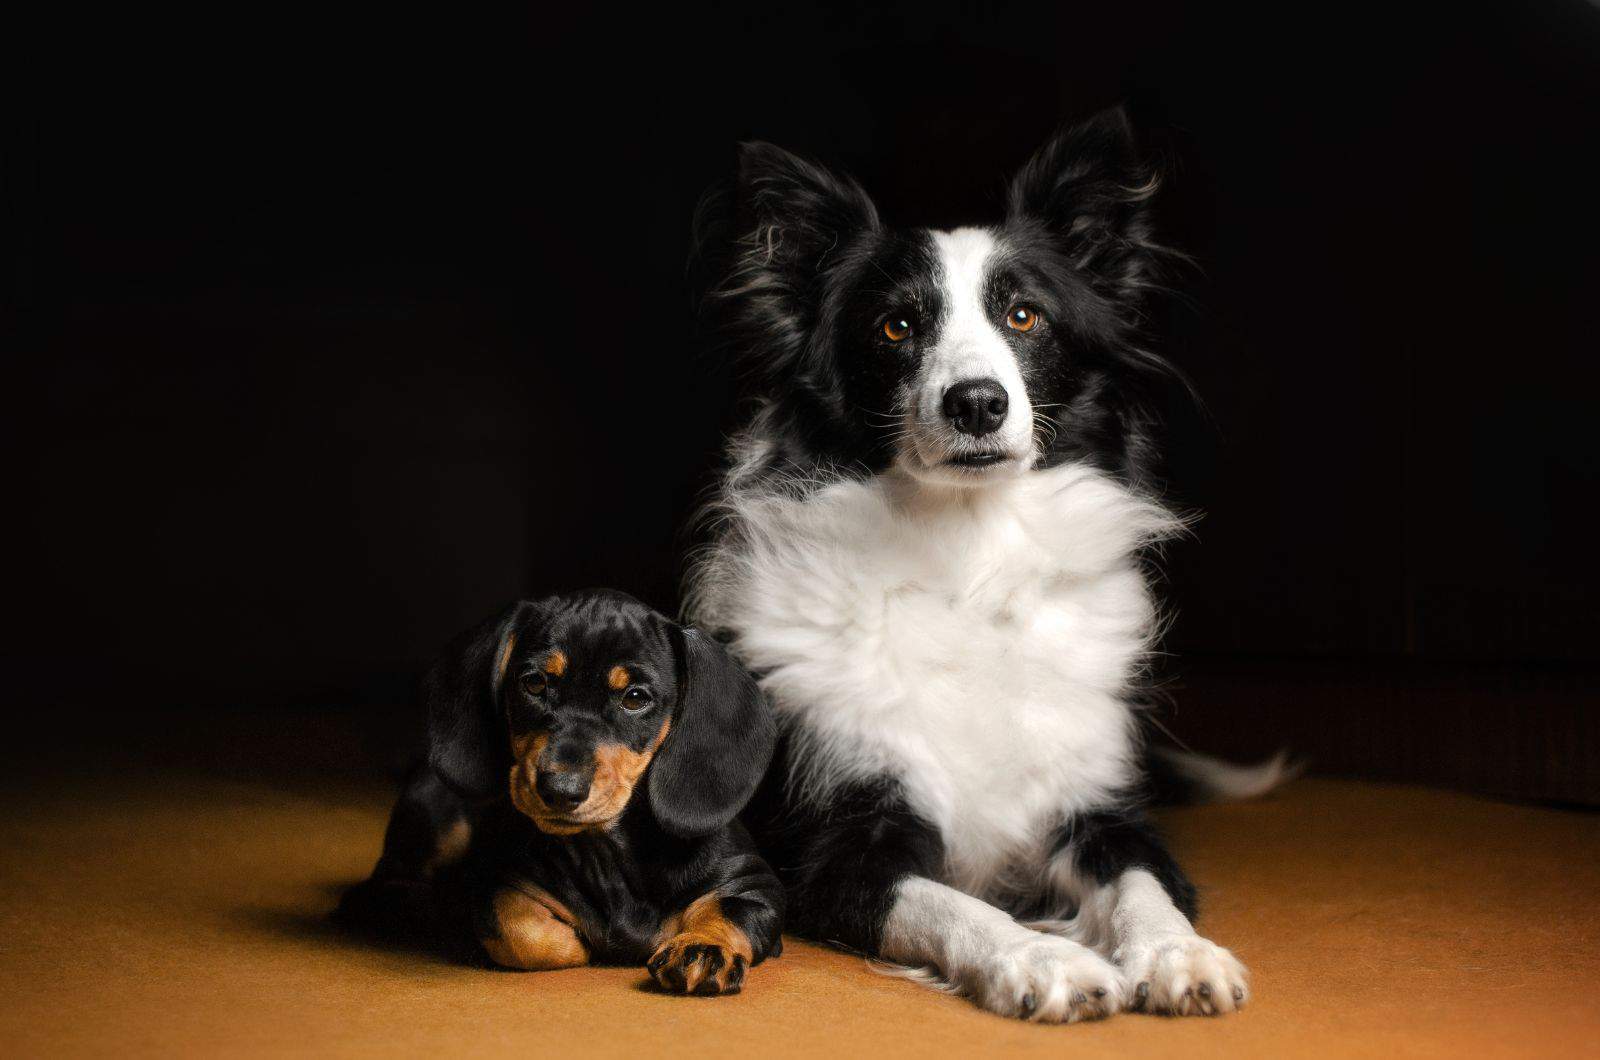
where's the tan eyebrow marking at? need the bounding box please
[607,665,630,691]
[543,650,568,677]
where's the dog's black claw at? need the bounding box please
[1232,986,1245,1002]
[1134,981,1150,1009]
[1019,993,1036,1018]
[1198,982,1212,998]
[726,956,747,992]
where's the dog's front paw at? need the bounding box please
[968,934,1125,1023]
[648,936,748,996]
[1118,933,1248,1016]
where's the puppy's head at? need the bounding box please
[708,105,1184,486]
[426,591,775,838]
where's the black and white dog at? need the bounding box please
[687,107,1289,1022]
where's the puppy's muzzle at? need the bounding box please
[508,725,667,835]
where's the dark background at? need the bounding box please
[8,4,1598,801]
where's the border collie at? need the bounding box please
[686,107,1289,1023]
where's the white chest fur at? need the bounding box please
[691,462,1180,891]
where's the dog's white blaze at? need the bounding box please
[690,459,1179,891]
[901,227,1036,482]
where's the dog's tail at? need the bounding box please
[1145,746,1304,805]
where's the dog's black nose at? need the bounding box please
[535,769,591,812]
[942,379,1009,436]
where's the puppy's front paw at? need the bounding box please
[648,936,748,996]
[1119,933,1248,1016]
[969,934,1124,1023]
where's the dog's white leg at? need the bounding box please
[1038,867,1249,1016]
[880,876,1124,1022]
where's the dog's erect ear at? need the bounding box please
[423,598,553,799]
[648,626,776,839]
[1006,105,1164,300]
[736,141,880,277]
[718,143,881,391]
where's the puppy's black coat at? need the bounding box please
[338,590,783,995]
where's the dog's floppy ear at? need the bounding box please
[648,625,776,838]
[423,597,553,799]
[1006,105,1164,301]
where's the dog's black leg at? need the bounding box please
[774,780,943,955]
[334,761,475,937]
[648,841,785,996]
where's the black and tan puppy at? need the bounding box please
[338,590,783,995]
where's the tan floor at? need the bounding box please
[3,754,1597,1058]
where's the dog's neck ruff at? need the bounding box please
[689,460,1181,892]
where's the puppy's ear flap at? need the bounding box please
[423,598,551,799]
[1006,105,1165,300]
[648,626,776,838]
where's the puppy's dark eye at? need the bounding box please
[882,317,913,343]
[620,686,653,713]
[1004,304,1040,332]
[521,673,547,697]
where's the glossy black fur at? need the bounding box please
[457,796,781,967]
[744,738,943,955]
[337,590,784,972]
[706,110,1205,956]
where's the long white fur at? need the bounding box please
[688,227,1243,1021]
[690,457,1180,889]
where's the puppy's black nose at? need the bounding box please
[942,379,1009,436]
[535,769,591,812]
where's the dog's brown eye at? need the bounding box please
[882,317,912,343]
[1005,305,1039,332]
[621,686,653,713]
[521,673,547,696]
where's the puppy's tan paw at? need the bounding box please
[648,937,748,996]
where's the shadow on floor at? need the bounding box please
[236,878,467,971]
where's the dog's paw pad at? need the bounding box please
[969,935,1125,1023]
[648,937,747,996]
[1120,934,1248,1016]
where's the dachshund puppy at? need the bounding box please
[338,590,783,995]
